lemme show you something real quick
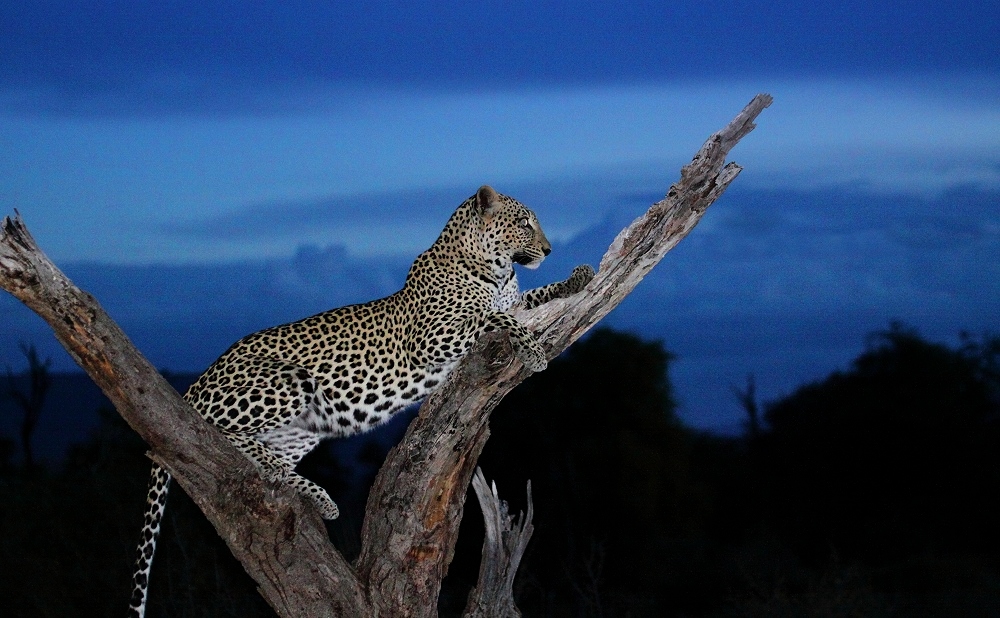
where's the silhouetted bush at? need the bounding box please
[4,325,999,617]
[757,324,1000,564]
[747,324,1000,614]
[446,328,724,615]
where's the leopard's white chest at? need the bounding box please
[491,267,521,312]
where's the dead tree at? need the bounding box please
[462,469,534,618]
[732,373,761,437]
[5,342,52,470]
[0,94,771,617]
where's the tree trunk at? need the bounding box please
[0,94,771,617]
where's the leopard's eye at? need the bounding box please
[518,217,530,228]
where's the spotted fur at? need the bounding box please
[127,185,594,617]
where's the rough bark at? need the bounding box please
[0,94,771,617]
[0,202,367,617]
[462,469,534,618]
[354,93,772,616]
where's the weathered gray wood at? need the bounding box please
[0,93,772,617]
[462,469,534,618]
[355,93,772,617]
[0,215,367,617]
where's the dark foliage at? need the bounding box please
[760,325,1000,559]
[2,324,999,616]
[748,323,1000,615]
[445,328,721,616]
[0,406,274,617]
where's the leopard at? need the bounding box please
[127,185,595,617]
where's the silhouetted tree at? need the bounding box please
[732,373,761,437]
[469,328,722,615]
[757,323,1000,567]
[0,437,12,473]
[5,342,51,470]
[1,97,771,617]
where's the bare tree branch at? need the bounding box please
[462,468,534,618]
[0,215,367,616]
[356,93,773,616]
[0,93,771,617]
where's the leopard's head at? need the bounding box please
[472,185,551,270]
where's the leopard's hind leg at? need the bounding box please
[228,429,340,519]
[191,354,340,519]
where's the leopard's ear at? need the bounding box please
[475,185,502,219]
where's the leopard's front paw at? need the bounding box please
[512,334,548,373]
[564,264,595,295]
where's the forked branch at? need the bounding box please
[463,468,535,618]
[356,94,772,616]
[0,94,772,617]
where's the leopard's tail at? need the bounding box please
[127,462,171,618]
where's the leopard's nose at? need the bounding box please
[542,246,551,256]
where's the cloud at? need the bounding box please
[2,1,999,116]
[3,77,999,264]
[167,188,457,239]
[611,185,1000,327]
[592,186,1000,430]
[6,183,997,433]
[157,171,667,261]
[731,77,1000,193]
[161,187,466,259]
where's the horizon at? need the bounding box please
[2,1,998,433]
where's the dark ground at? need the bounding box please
[1,325,999,617]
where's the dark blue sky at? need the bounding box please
[3,1,998,113]
[1,1,999,433]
